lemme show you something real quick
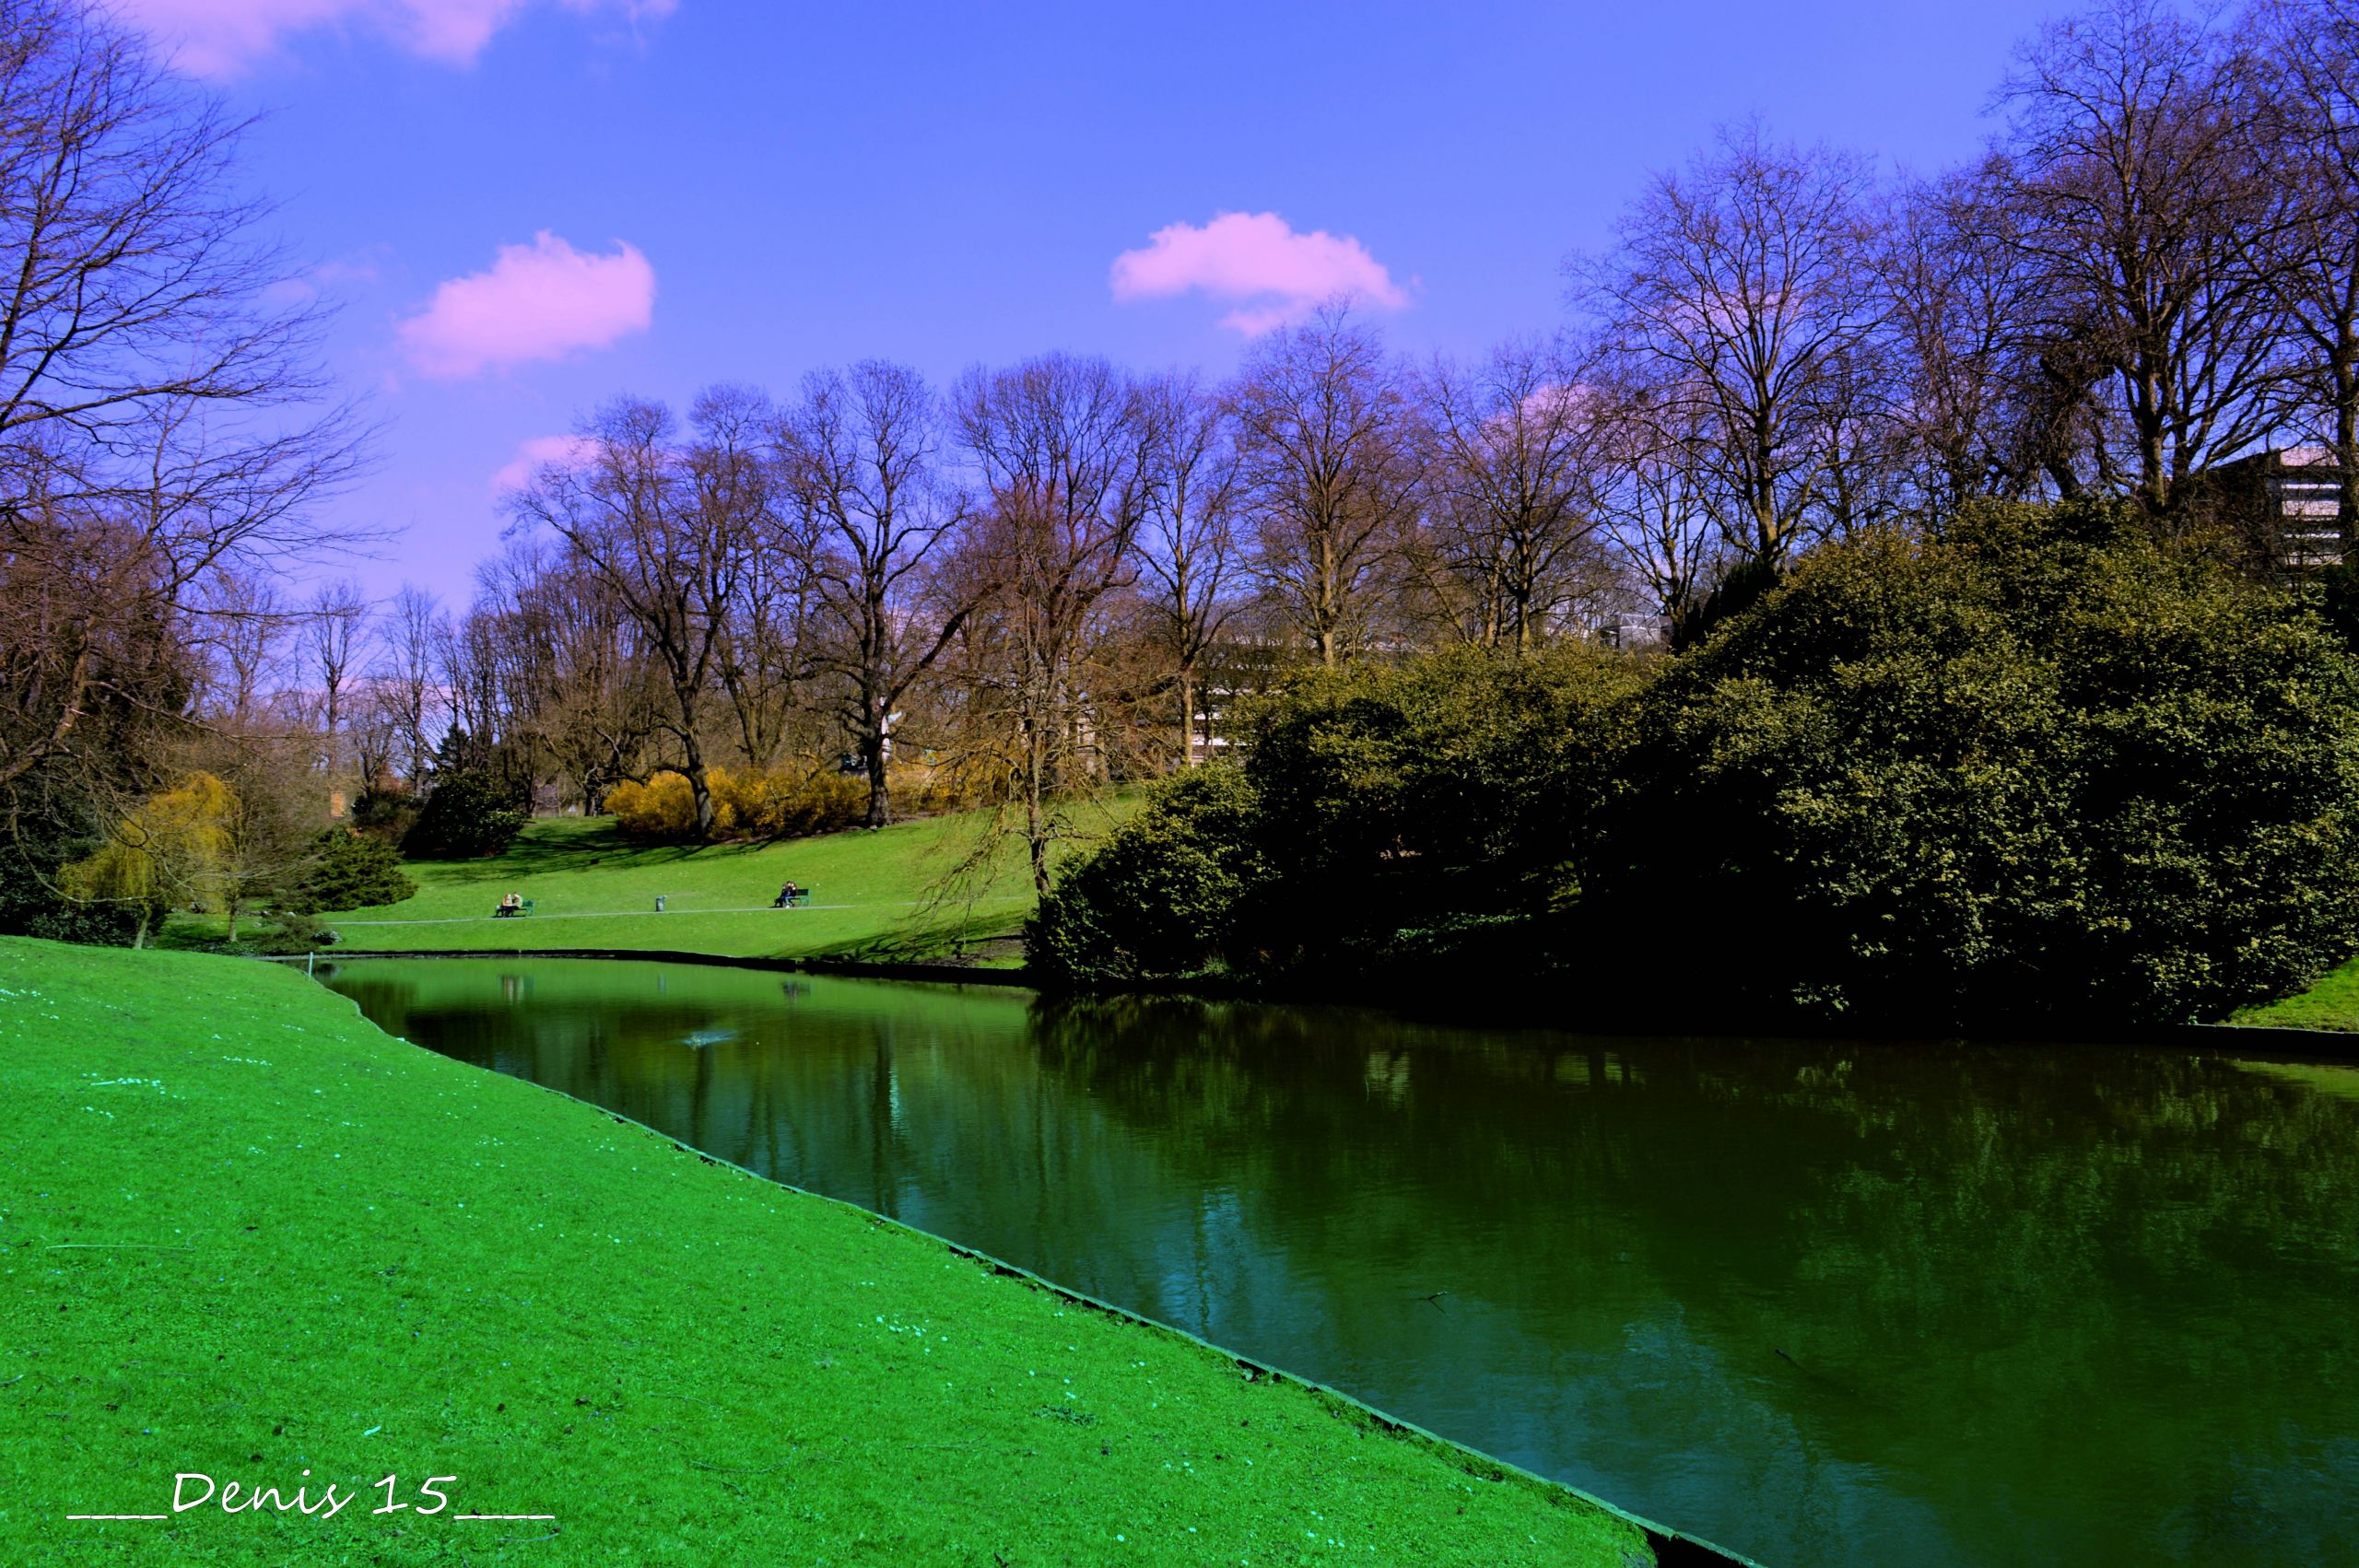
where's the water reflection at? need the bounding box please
[322,958,2359,1567]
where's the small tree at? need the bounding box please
[62,773,235,947]
[402,772,528,860]
[295,828,415,913]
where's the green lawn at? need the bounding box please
[183,805,1124,964]
[2233,954,2359,1031]
[0,936,1657,1565]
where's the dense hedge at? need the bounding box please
[1030,501,2359,1029]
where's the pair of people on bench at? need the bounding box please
[495,892,526,918]
[772,882,804,908]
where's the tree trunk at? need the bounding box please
[862,680,891,829]
[681,734,715,838]
[2335,335,2358,546]
[1176,664,1196,769]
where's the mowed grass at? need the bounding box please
[0,937,1654,1566]
[2234,955,2359,1031]
[186,804,1127,964]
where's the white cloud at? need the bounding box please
[1110,211,1409,335]
[398,231,654,380]
[114,0,677,76]
[490,433,599,493]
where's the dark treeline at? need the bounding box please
[12,0,2359,969]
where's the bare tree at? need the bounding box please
[380,583,441,790]
[716,503,812,772]
[774,362,975,828]
[0,1,365,814]
[1417,337,1609,648]
[473,537,663,810]
[952,355,1155,895]
[1878,169,2071,513]
[511,392,763,838]
[346,677,406,802]
[1570,120,1887,568]
[1227,305,1420,666]
[1990,0,2291,521]
[1591,376,1730,640]
[2247,0,2359,524]
[303,579,366,776]
[195,568,288,727]
[1134,373,1243,766]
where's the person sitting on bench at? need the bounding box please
[772,881,801,908]
[495,892,522,918]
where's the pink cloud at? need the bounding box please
[491,433,600,494]
[114,0,676,75]
[1110,212,1409,336]
[399,231,654,380]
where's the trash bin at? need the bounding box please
[655,895,666,912]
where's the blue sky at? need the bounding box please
[135,0,2068,607]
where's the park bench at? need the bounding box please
[492,899,535,919]
[772,887,813,908]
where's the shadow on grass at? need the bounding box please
[834,908,1027,966]
[419,820,776,884]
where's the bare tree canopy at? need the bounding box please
[508,392,767,837]
[1416,337,1611,648]
[774,360,975,828]
[2246,0,2359,522]
[0,0,365,857]
[951,353,1155,893]
[1989,0,2291,517]
[1134,370,1243,766]
[1228,304,1421,665]
[1570,120,1887,567]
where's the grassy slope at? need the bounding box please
[2234,955,2359,1030]
[195,805,1120,963]
[0,938,1652,1566]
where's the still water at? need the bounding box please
[320,957,2359,1567]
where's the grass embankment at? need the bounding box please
[194,805,1121,964]
[0,937,1657,1565]
[2234,954,2359,1031]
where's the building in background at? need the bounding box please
[2201,447,2349,575]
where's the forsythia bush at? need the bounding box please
[606,770,710,838]
[607,764,869,842]
[722,766,866,838]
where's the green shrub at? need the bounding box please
[402,773,529,860]
[296,828,417,912]
[1030,648,1642,989]
[1584,499,2359,1027]
[1028,767,1267,985]
[349,789,420,847]
[1028,500,2359,1028]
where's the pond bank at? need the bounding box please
[0,937,1730,1565]
[294,944,2359,1061]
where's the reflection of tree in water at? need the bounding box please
[326,963,2359,1568]
[1024,995,2359,1568]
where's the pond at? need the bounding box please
[319,956,2359,1567]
